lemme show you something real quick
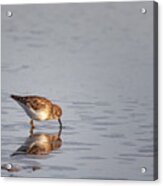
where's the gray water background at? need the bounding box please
[1,2,155,180]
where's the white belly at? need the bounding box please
[19,103,48,121]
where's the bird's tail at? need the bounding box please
[10,95,24,102]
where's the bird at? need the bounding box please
[10,95,63,133]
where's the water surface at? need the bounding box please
[1,2,156,180]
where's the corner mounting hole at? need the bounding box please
[6,11,13,17]
[141,167,147,174]
[140,8,147,14]
[6,163,12,170]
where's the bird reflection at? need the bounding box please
[11,127,62,156]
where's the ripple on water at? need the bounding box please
[122,108,135,112]
[119,153,153,158]
[1,111,8,115]
[101,133,126,139]
[122,141,136,147]
[138,149,153,153]
[63,147,92,152]
[114,157,136,162]
[117,115,128,119]
[79,156,106,160]
[136,138,153,142]
[64,141,98,147]
[103,110,116,114]
[93,121,123,127]
[45,165,78,172]
[139,125,153,129]
[72,101,94,105]
[63,131,80,136]
[92,127,107,131]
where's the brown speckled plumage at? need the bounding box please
[11,95,63,133]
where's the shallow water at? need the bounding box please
[1,2,156,180]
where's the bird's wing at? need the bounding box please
[26,97,52,111]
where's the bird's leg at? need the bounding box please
[30,127,34,136]
[29,119,35,135]
[58,126,62,137]
[58,118,63,129]
[30,119,35,129]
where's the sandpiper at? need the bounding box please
[11,95,63,132]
